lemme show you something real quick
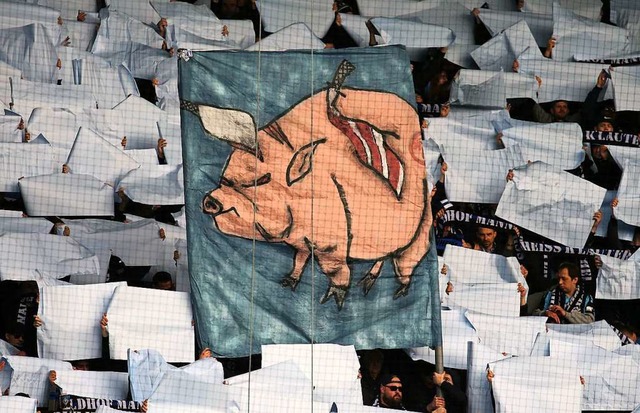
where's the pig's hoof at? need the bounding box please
[357,273,378,296]
[281,276,300,291]
[320,285,349,310]
[393,283,411,300]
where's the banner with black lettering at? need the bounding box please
[583,131,640,148]
[52,395,141,412]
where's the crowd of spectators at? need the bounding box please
[0,0,638,412]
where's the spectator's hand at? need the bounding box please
[440,161,448,175]
[486,369,494,383]
[445,281,454,295]
[432,371,446,386]
[173,250,181,261]
[443,373,454,384]
[544,36,556,58]
[496,132,504,146]
[335,14,343,26]
[222,25,229,36]
[62,164,69,174]
[596,70,608,88]
[157,138,168,159]
[56,59,62,70]
[49,370,57,384]
[426,396,446,412]
[580,376,586,385]
[549,305,566,317]
[17,118,25,130]
[77,11,86,21]
[594,255,603,268]
[591,210,602,233]
[199,347,212,359]
[159,228,166,240]
[0,360,6,371]
[24,130,31,142]
[440,264,448,275]
[34,315,43,328]
[513,226,520,237]
[58,16,63,25]
[506,169,514,182]
[611,197,619,208]
[546,37,556,49]
[471,7,481,18]
[520,264,528,278]
[140,400,148,413]
[100,313,108,338]
[461,239,472,249]
[545,310,560,323]
[535,75,542,88]
[517,283,527,306]
[62,36,71,47]
[63,226,70,236]
[121,136,127,149]
[512,59,519,73]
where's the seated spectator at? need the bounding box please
[373,374,409,410]
[412,361,464,413]
[532,262,595,324]
[609,320,639,345]
[532,99,579,124]
[359,349,385,405]
[152,271,176,291]
[465,226,504,254]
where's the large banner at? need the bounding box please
[179,47,441,357]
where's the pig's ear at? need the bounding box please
[286,138,326,186]
[198,105,258,152]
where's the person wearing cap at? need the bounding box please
[373,374,407,410]
[581,113,623,190]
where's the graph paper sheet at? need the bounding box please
[19,173,114,217]
[471,20,541,72]
[37,282,125,360]
[500,122,584,169]
[0,143,58,192]
[614,158,640,227]
[107,285,194,362]
[0,396,37,413]
[489,356,583,413]
[465,310,547,356]
[597,251,640,300]
[467,342,512,413]
[118,164,184,206]
[245,22,324,51]
[54,370,129,400]
[550,338,640,410]
[261,344,362,405]
[408,308,479,370]
[1,355,73,407]
[496,161,606,248]
[442,145,525,204]
[128,348,223,402]
[0,233,99,281]
[61,218,167,266]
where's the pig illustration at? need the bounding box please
[184,60,432,310]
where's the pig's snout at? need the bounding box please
[203,193,223,215]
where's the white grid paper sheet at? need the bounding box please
[107,286,194,362]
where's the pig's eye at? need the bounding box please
[220,177,234,187]
[241,173,271,187]
[255,173,271,186]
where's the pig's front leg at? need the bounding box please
[281,248,311,291]
[356,260,384,296]
[317,250,350,310]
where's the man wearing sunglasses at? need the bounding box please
[373,374,407,410]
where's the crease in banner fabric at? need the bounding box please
[179,46,442,357]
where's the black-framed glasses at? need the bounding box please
[385,385,403,392]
